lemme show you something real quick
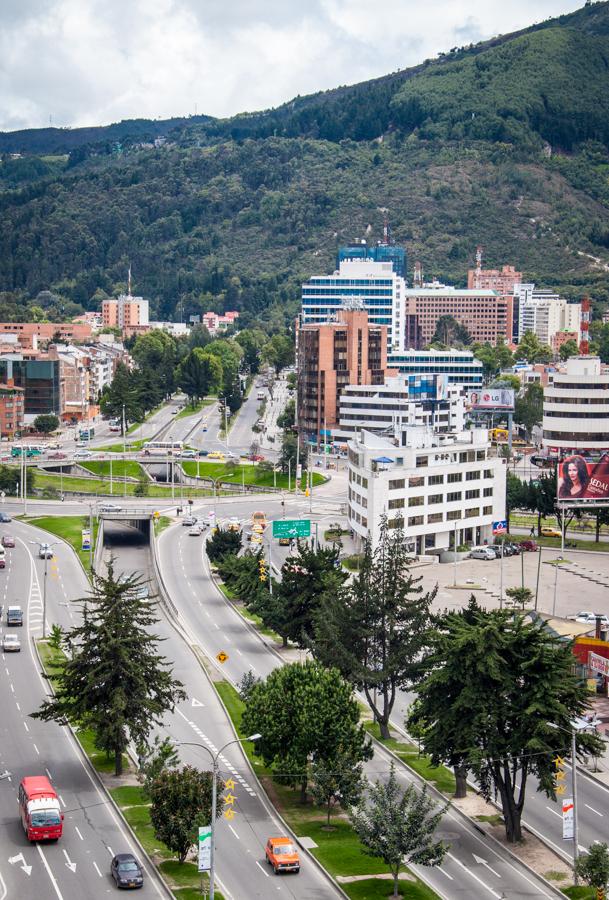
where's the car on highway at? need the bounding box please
[6,605,23,626]
[109,424,121,432]
[540,526,562,538]
[518,540,539,552]
[48,451,67,460]
[0,513,11,523]
[74,450,92,459]
[265,837,300,875]
[180,449,197,458]
[207,451,225,460]
[250,533,263,545]
[571,611,609,626]
[99,503,122,512]
[2,535,15,548]
[189,524,203,536]
[182,515,196,527]
[201,424,208,432]
[110,853,144,889]
[278,537,291,546]
[470,547,496,561]
[76,440,88,448]
[227,517,240,531]
[39,544,54,559]
[2,633,21,652]
[198,449,209,457]
[0,547,5,569]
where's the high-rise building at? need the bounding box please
[0,357,62,416]
[384,348,484,391]
[0,378,24,438]
[542,356,609,455]
[515,285,581,347]
[102,293,149,333]
[296,307,394,446]
[398,283,510,347]
[468,262,522,295]
[337,241,406,278]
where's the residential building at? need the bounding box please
[347,427,506,553]
[468,262,522,295]
[386,348,484,391]
[332,374,465,444]
[149,321,189,337]
[398,283,511,347]
[102,293,149,334]
[200,311,239,336]
[0,322,92,347]
[542,355,609,455]
[515,284,581,346]
[0,378,25,438]
[296,306,394,446]
[551,331,579,355]
[336,240,406,278]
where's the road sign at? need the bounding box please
[153,510,160,519]
[216,651,229,664]
[81,529,91,551]
[562,798,574,840]
[492,520,507,535]
[198,826,212,872]
[272,519,311,539]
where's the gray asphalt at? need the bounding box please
[0,519,167,900]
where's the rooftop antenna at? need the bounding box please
[127,266,132,297]
[383,216,390,246]
[475,245,483,273]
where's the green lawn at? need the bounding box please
[176,397,214,419]
[181,460,326,490]
[213,681,440,900]
[80,459,144,479]
[154,515,173,536]
[95,439,148,453]
[25,514,98,570]
[32,471,213,498]
[364,723,456,796]
[562,889,596,899]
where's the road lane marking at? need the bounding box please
[545,806,562,819]
[36,845,64,899]
[93,861,102,877]
[15,702,20,711]
[45,768,53,780]
[228,824,240,839]
[59,795,66,808]
[585,804,603,817]
[33,744,39,755]
[447,853,501,898]
[255,861,270,877]
[23,722,29,733]
[75,826,84,840]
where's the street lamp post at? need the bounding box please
[29,540,59,639]
[174,734,261,900]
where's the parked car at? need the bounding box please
[470,547,496,561]
[518,540,539,552]
[2,535,15,548]
[265,837,300,875]
[541,526,562,538]
[504,542,522,555]
[110,853,144,889]
[2,633,21,652]
[572,611,609,626]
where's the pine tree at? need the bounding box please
[32,560,185,775]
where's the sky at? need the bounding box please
[0,0,584,132]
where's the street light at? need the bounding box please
[173,734,261,899]
[547,719,594,885]
[29,540,59,639]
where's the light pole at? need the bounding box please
[174,734,261,900]
[29,540,59,639]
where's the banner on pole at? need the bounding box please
[562,798,574,840]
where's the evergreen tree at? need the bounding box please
[276,542,347,647]
[150,765,223,863]
[100,363,143,431]
[177,348,222,405]
[32,561,185,775]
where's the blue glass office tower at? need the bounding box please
[336,242,406,279]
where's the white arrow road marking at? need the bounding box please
[8,853,32,876]
[472,853,501,878]
[448,853,501,898]
[62,850,76,873]
[191,697,204,708]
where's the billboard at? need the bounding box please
[557,454,609,501]
[467,389,514,410]
[492,520,507,535]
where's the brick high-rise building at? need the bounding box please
[468,262,522,342]
[102,293,149,336]
[297,307,396,446]
[0,378,24,438]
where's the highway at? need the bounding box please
[0,517,167,900]
[98,519,341,900]
[158,499,566,899]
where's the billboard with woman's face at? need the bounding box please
[557,454,609,501]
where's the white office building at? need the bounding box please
[516,284,581,346]
[386,348,484,391]
[347,427,506,554]
[542,356,609,454]
[333,374,465,443]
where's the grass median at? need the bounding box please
[176,397,215,420]
[32,471,214,498]
[181,459,326,490]
[24,514,98,570]
[214,681,439,900]
[80,459,144,479]
[37,641,223,899]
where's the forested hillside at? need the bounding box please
[2,1,609,328]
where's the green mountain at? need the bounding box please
[2,1,609,327]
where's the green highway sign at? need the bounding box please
[272,519,311,539]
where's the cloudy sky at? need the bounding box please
[0,0,583,132]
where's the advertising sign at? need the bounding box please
[81,530,91,551]
[467,389,514,410]
[589,651,609,677]
[272,519,311,539]
[198,826,212,872]
[557,453,609,501]
[562,799,574,840]
[492,520,507,536]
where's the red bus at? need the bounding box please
[18,776,63,841]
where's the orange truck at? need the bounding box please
[265,836,300,875]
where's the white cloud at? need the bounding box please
[0,0,583,131]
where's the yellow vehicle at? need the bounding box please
[250,533,263,545]
[490,428,509,443]
[541,526,562,538]
[207,451,225,460]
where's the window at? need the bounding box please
[388,498,404,510]
[483,505,493,515]
[428,512,443,523]
[388,517,404,529]
[466,470,480,481]
[465,489,480,500]
[447,510,461,521]
[428,493,443,504]
[447,472,462,483]
[409,496,424,507]
[428,474,444,485]
[389,478,405,490]
[447,491,461,502]
[416,456,428,468]
[409,476,424,488]
[408,515,424,526]
[483,487,493,497]
[465,507,480,518]
[483,469,493,479]
[476,450,486,460]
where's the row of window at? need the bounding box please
[543,430,609,441]
[384,506,494,529]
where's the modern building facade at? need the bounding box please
[398,283,512,347]
[386,348,484,391]
[542,356,609,455]
[516,285,581,346]
[337,241,406,278]
[0,322,92,347]
[347,427,506,553]
[0,357,62,416]
[296,307,393,446]
[0,379,25,438]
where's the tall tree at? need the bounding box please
[177,348,222,405]
[350,764,448,899]
[100,362,142,431]
[310,748,366,828]
[150,765,223,863]
[514,382,544,439]
[517,330,553,364]
[263,333,295,373]
[277,542,347,647]
[431,315,471,347]
[241,661,371,802]
[559,338,579,361]
[575,842,609,895]
[32,561,185,775]
[312,522,435,739]
[410,604,604,843]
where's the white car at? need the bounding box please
[99,503,122,512]
[2,634,21,652]
[573,611,609,626]
[182,516,196,527]
[180,449,197,458]
[74,450,92,460]
[189,525,202,536]
[470,547,496,561]
[227,517,240,531]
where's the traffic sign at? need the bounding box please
[198,826,212,872]
[216,651,229,664]
[272,519,311,539]
[153,511,160,519]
